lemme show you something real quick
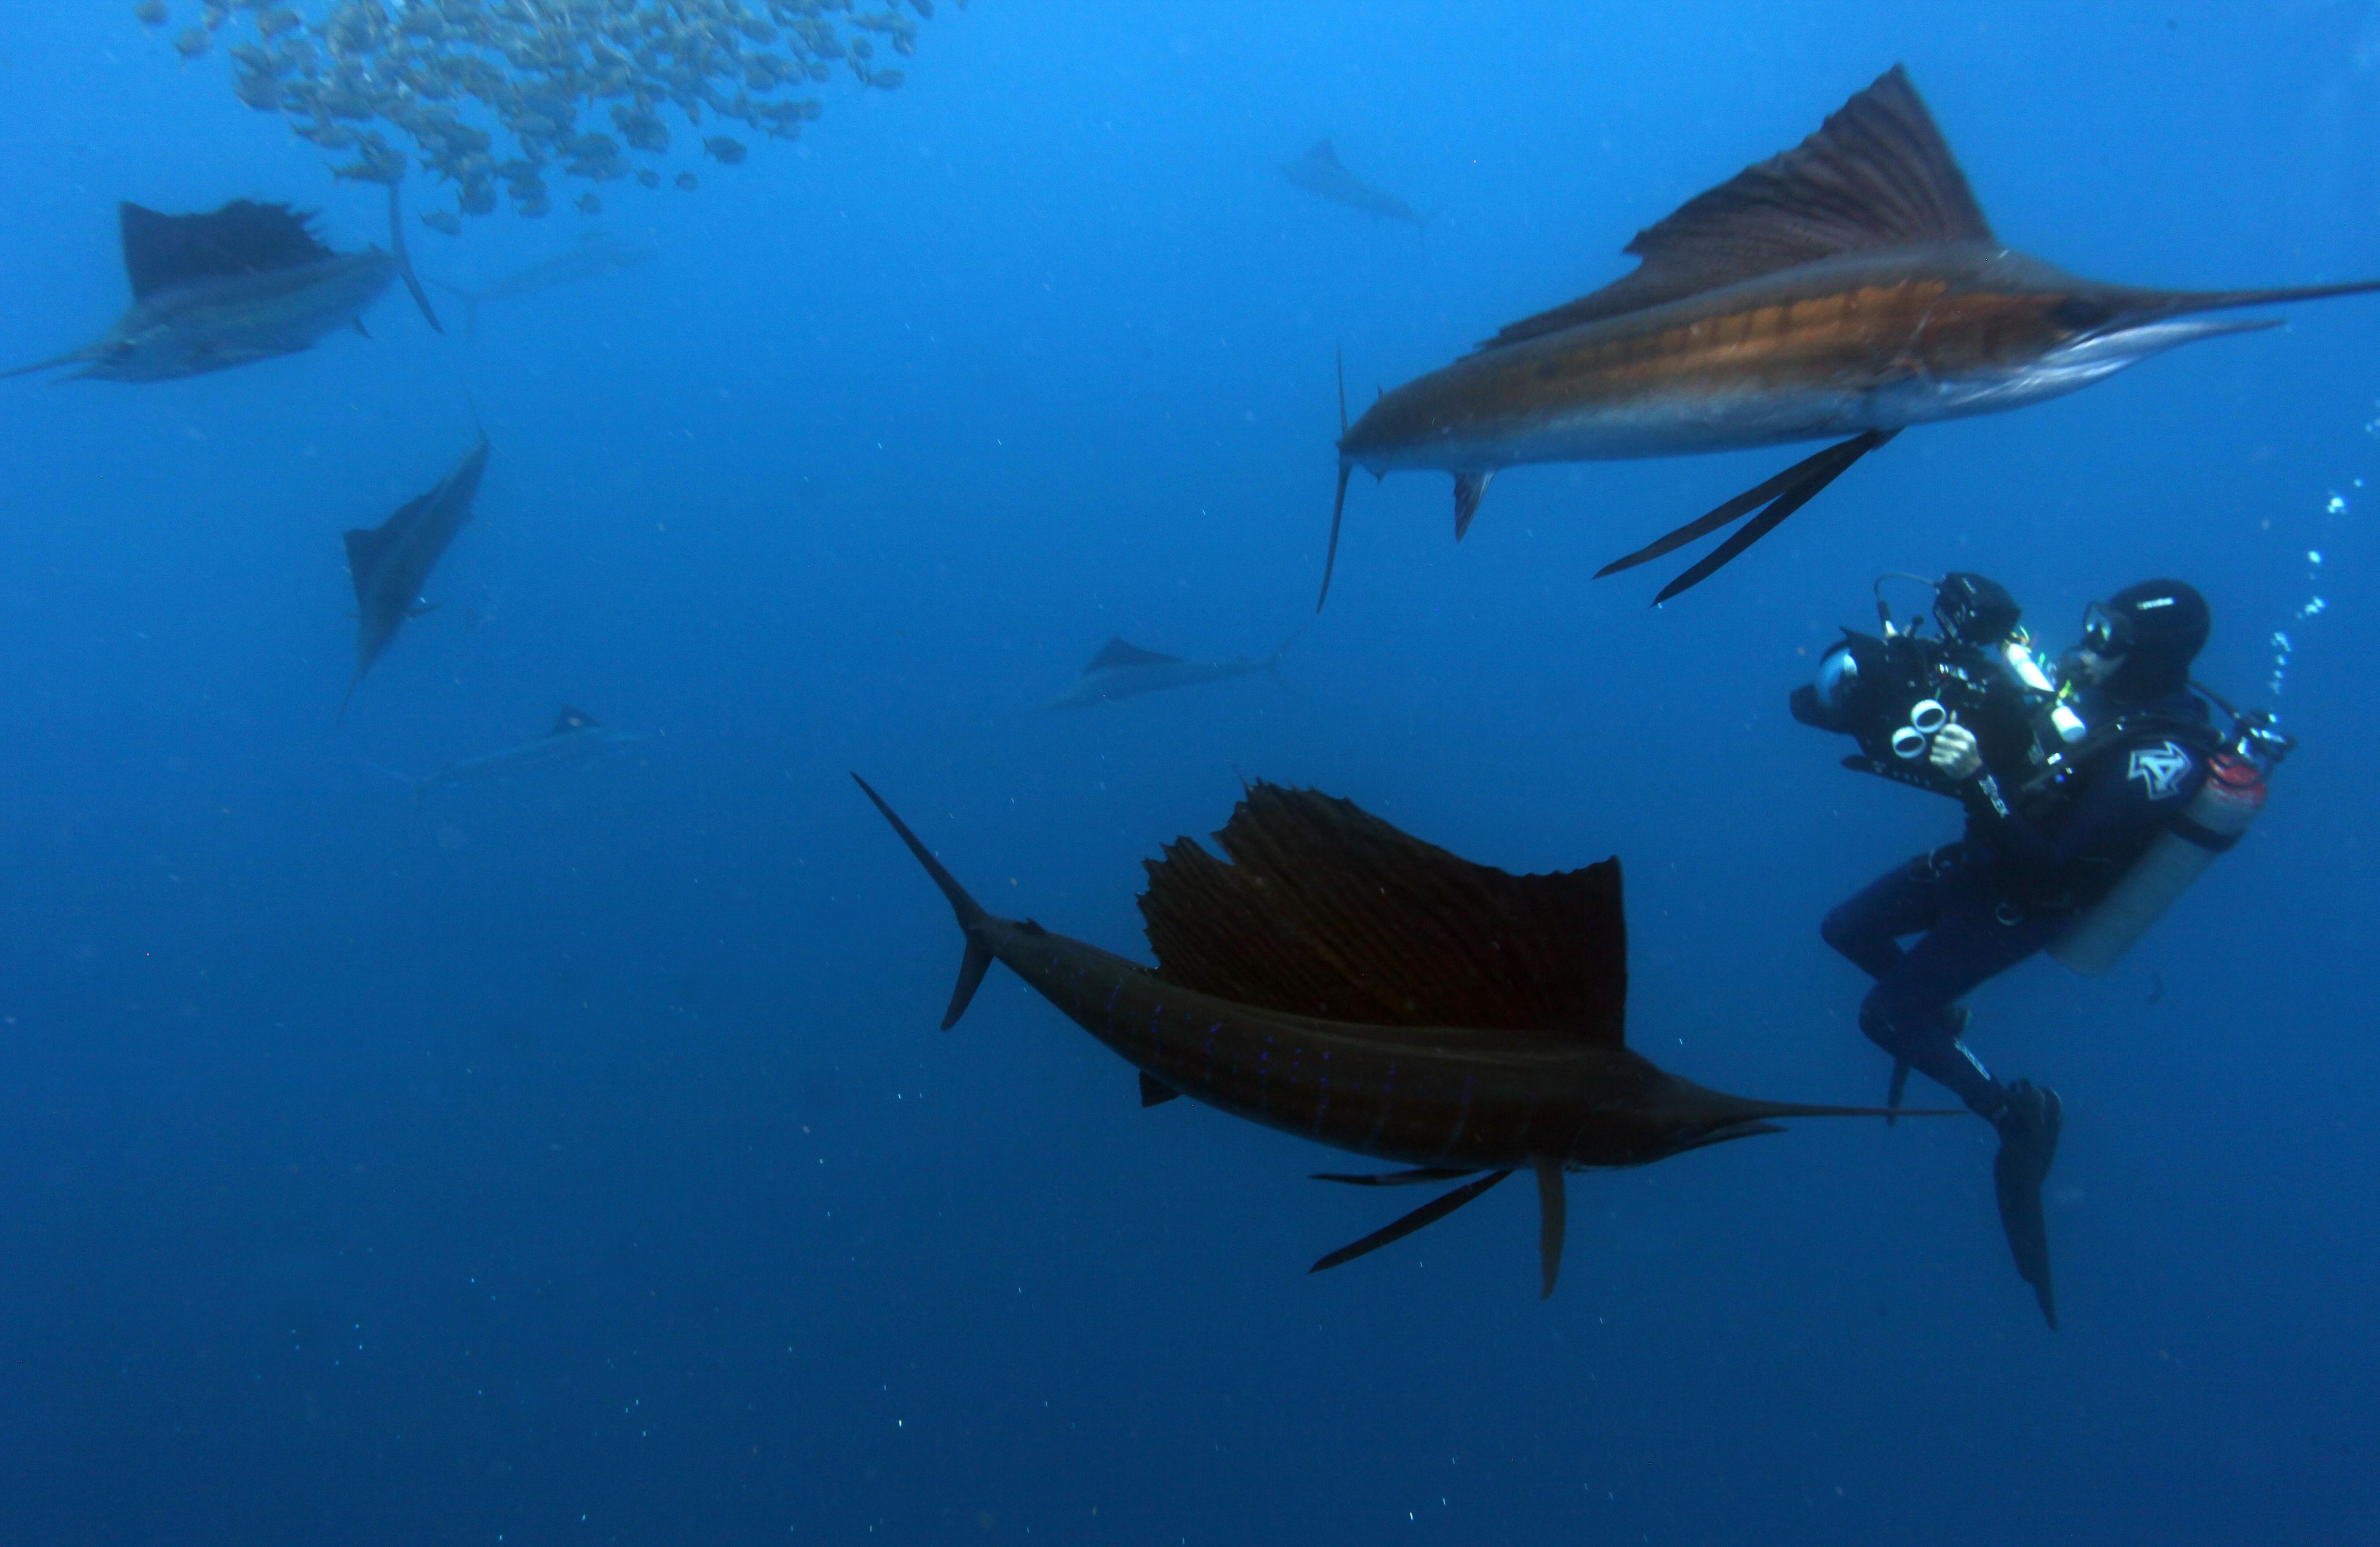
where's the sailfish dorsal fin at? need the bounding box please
[1138,784,1628,1040]
[548,706,597,735]
[1478,65,1994,351]
[1086,637,1180,671]
[120,199,334,303]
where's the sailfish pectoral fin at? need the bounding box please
[1533,1155,1567,1300]
[1596,429,1898,603]
[1453,471,1494,541]
[1309,1168,1513,1274]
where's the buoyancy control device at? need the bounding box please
[2048,704,2288,974]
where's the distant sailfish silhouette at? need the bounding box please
[1043,628,1303,709]
[1279,139,1426,228]
[370,706,641,799]
[340,433,489,714]
[1318,64,2380,608]
[857,776,1951,1297]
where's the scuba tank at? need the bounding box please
[2047,700,2291,976]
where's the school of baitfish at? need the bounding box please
[137,0,945,224]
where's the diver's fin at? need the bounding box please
[1885,1059,1910,1125]
[1138,1071,1180,1107]
[387,181,445,335]
[1992,1082,2063,1330]
[1597,429,1897,602]
[1453,471,1494,541]
[1533,1154,1567,1300]
[1310,1169,1513,1274]
[1310,1166,1479,1186]
[852,775,998,1029]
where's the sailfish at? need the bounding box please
[5,183,442,382]
[1318,65,2380,608]
[856,776,1956,1299]
[340,433,489,713]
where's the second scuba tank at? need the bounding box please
[2048,752,2267,976]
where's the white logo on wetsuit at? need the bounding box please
[2128,740,2192,800]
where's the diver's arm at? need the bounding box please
[1958,738,2203,876]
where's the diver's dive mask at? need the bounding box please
[2081,601,2135,659]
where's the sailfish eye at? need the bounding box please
[2051,296,2118,335]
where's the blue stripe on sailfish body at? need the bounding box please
[1316,64,2380,609]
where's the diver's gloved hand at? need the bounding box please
[1928,722,1983,781]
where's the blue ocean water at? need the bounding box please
[1,2,2377,1542]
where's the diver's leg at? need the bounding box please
[1855,908,2047,1117]
[1820,854,1947,981]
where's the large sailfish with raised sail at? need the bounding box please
[1318,65,2380,608]
[855,777,1964,1301]
[5,185,442,382]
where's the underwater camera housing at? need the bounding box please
[1790,572,2070,792]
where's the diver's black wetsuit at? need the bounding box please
[1822,686,2212,1115]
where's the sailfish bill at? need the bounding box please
[1321,64,2380,607]
[856,774,1958,1298]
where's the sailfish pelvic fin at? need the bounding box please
[1533,1155,1567,1299]
[1309,1169,1513,1274]
[1453,471,1494,541]
[1597,428,1898,603]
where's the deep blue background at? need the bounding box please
[1,2,2376,1542]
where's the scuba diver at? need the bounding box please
[1792,574,2287,1327]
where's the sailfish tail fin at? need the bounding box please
[387,181,444,335]
[1317,349,1353,612]
[1264,618,1313,690]
[853,774,996,1029]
